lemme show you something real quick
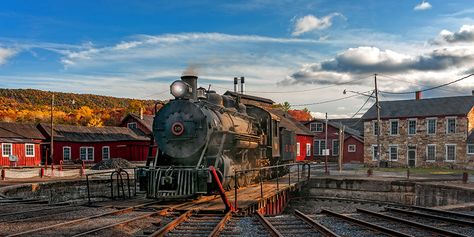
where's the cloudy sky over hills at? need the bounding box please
[0,0,473,118]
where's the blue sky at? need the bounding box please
[0,0,473,118]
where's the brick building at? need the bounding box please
[361,94,474,167]
[304,118,364,163]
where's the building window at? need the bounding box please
[468,144,474,155]
[446,118,456,134]
[348,145,356,152]
[102,146,110,160]
[426,145,436,161]
[332,140,339,156]
[408,119,416,135]
[80,147,94,161]
[310,122,323,132]
[2,143,12,157]
[313,140,326,156]
[127,122,137,129]
[296,143,300,156]
[445,144,456,161]
[427,118,436,134]
[63,147,71,160]
[306,143,311,156]
[371,145,379,161]
[390,120,399,135]
[388,145,398,161]
[25,144,35,157]
[372,121,380,136]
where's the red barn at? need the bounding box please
[304,118,364,163]
[37,123,150,164]
[270,109,314,161]
[120,113,157,162]
[0,122,44,166]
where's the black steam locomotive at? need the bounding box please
[146,74,295,199]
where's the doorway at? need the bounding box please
[407,145,416,168]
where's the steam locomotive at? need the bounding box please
[146,74,296,199]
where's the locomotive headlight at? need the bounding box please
[170,80,190,98]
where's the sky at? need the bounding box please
[0,0,473,118]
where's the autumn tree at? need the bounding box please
[288,109,313,121]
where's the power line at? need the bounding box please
[291,93,368,107]
[379,73,474,95]
[350,91,374,119]
[377,73,461,94]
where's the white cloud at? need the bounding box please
[432,25,474,44]
[414,1,432,11]
[292,13,344,36]
[0,47,17,65]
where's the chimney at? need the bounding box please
[240,76,245,94]
[415,91,422,100]
[139,107,143,120]
[234,77,238,92]
[181,74,198,101]
[472,90,474,96]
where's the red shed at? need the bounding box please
[120,113,157,162]
[304,118,364,163]
[37,123,150,164]
[0,122,44,166]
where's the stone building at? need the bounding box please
[361,94,474,167]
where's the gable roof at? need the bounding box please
[38,123,149,142]
[0,122,45,142]
[305,118,363,138]
[224,91,275,105]
[123,113,154,133]
[362,95,474,120]
[269,109,313,136]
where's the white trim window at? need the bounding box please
[332,139,339,156]
[467,144,474,155]
[446,117,456,134]
[426,144,436,162]
[388,145,398,161]
[296,142,300,156]
[310,122,323,132]
[63,146,71,161]
[372,121,380,136]
[371,145,379,161]
[427,118,437,135]
[408,119,417,135]
[102,146,110,160]
[445,144,456,162]
[313,140,326,156]
[390,119,399,135]
[348,144,356,152]
[80,147,94,161]
[127,122,137,129]
[2,143,12,157]
[25,144,35,157]
[305,143,311,156]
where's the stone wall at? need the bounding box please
[364,116,471,167]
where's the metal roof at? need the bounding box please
[305,119,363,138]
[224,91,275,104]
[0,122,45,141]
[127,113,154,132]
[269,109,313,136]
[38,123,149,142]
[362,95,474,120]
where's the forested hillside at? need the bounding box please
[0,89,161,126]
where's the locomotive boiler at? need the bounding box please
[146,74,295,199]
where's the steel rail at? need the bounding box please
[0,204,71,217]
[408,206,474,220]
[6,200,162,237]
[357,208,469,237]
[146,209,194,237]
[255,212,284,237]
[320,208,413,237]
[294,210,342,237]
[208,211,233,237]
[386,207,474,226]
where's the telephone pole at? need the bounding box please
[50,93,54,167]
[374,74,382,167]
[324,112,329,175]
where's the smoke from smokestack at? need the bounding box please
[182,64,199,77]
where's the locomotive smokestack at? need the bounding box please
[234,77,238,92]
[181,74,198,101]
[240,76,245,94]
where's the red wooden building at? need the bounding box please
[119,113,157,162]
[37,123,150,164]
[0,122,44,166]
[270,109,314,161]
[304,118,364,163]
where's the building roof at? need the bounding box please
[224,91,275,105]
[0,122,45,142]
[38,123,149,142]
[269,109,313,136]
[124,113,154,133]
[362,95,474,120]
[304,119,363,138]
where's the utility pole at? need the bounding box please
[374,74,382,167]
[50,93,54,167]
[324,112,329,175]
[339,124,345,173]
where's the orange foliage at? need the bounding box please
[287,109,312,122]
